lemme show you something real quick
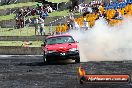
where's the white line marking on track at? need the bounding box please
[0,55,43,57]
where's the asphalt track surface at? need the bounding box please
[0,56,132,88]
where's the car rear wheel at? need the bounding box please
[75,57,80,63]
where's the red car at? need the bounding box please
[41,34,80,63]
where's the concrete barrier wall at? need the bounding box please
[0,46,43,55]
[0,35,48,41]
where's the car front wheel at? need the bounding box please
[43,53,46,63]
[75,57,80,63]
[43,53,50,63]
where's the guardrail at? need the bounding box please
[0,35,48,41]
[0,46,42,55]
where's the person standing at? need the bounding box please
[113,9,123,20]
[39,17,45,35]
[74,22,80,30]
[83,18,89,30]
[34,17,39,35]
[69,12,75,29]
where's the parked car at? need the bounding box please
[41,34,80,63]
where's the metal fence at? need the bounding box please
[0,0,81,36]
[0,14,69,36]
[0,9,84,36]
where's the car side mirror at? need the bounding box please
[76,41,79,43]
[41,42,46,46]
[41,44,44,46]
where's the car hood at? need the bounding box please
[45,43,78,52]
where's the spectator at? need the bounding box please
[23,8,28,16]
[74,22,80,29]
[26,7,31,16]
[83,18,89,30]
[39,6,49,18]
[86,5,93,13]
[36,7,40,15]
[98,11,106,18]
[92,5,99,13]
[20,8,24,16]
[78,4,85,13]
[27,18,32,24]
[39,17,45,35]
[47,5,53,13]
[40,10,46,19]
[27,7,31,12]
[69,12,75,29]
[80,0,85,3]
[31,8,36,16]
[113,9,123,20]
[45,10,49,17]
[34,17,39,35]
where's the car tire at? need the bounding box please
[80,76,86,84]
[46,57,50,63]
[43,54,46,63]
[80,79,83,84]
[43,54,50,63]
[75,57,80,63]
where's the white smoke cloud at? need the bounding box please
[69,16,132,62]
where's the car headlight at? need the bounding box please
[47,50,56,53]
[69,48,79,51]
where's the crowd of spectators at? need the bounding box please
[14,0,131,35]
[56,0,132,34]
[74,0,125,27]
[67,0,105,30]
[15,2,54,35]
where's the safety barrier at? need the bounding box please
[0,0,32,5]
[0,36,48,41]
[0,46,42,55]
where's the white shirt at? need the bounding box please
[34,19,39,24]
[84,21,89,27]
[39,18,44,28]
[75,22,80,29]
[87,7,93,13]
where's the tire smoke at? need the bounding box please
[69,17,132,62]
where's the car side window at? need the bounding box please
[46,38,57,44]
[65,37,75,43]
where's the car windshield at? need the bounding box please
[46,36,75,45]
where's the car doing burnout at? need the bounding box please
[41,34,80,63]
